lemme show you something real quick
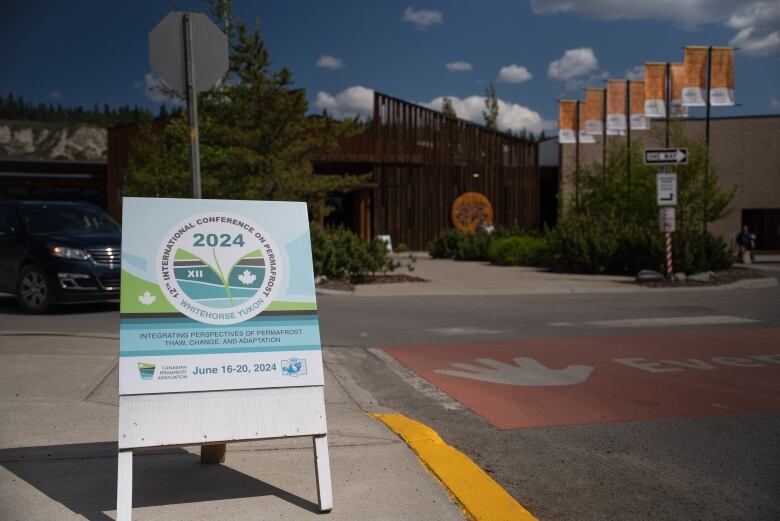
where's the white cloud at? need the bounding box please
[315,86,374,118]
[48,91,62,100]
[531,0,780,56]
[446,61,473,72]
[403,6,443,29]
[564,69,609,92]
[771,96,780,109]
[624,65,644,80]
[316,85,553,133]
[727,3,780,56]
[548,48,599,80]
[134,73,182,104]
[498,64,533,84]
[425,95,552,134]
[316,55,346,70]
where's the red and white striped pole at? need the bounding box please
[665,231,673,279]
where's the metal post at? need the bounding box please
[665,62,671,148]
[703,46,712,230]
[575,100,580,209]
[602,88,607,180]
[183,13,202,199]
[626,80,631,194]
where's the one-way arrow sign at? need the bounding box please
[644,148,688,165]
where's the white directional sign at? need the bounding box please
[149,12,228,95]
[659,207,676,233]
[657,173,677,206]
[645,148,688,165]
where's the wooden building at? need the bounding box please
[316,92,539,250]
[106,92,539,250]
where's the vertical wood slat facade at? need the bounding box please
[364,92,538,250]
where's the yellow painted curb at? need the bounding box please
[370,413,538,521]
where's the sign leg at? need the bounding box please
[117,449,133,521]
[313,434,333,512]
[200,443,226,464]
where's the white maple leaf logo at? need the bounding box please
[238,269,256,285]
[138,291,156,306]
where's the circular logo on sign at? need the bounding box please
[155,212,281,325]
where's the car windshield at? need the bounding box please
[21,204,120,235]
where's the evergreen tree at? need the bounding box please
[125,2,366,220]
[483,83,499,130]
[442,97,457,118]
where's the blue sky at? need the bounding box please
[2,0,778,133]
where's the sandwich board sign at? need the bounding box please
[116,197,331,520]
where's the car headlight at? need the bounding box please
[51,246,90,260]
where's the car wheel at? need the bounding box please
[17,265,53,313]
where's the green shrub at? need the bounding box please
[545,215,663,274]
[428,229,496,261]
[544,213,732,275]
[454,231,493,260]
[310,226,396,283]
[428,229,464,259]
[488,236,548,266]
[673,229,733,274]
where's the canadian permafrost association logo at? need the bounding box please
[156,212,282,325]
[138,362,156,380]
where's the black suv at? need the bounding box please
[0,200,121,313]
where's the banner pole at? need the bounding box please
[665,62,671,148]
[626,80,631,196]
[575,100,580,210]
[602,88,607,181]
[703,46,713,231]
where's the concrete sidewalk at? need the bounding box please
[0,333,465,520]
[340,254,777,297]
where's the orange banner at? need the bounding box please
[583,88,604,135]
[683,46,707,106]
[606,80,626,132]
[629,80,648,130]
[670,63,689,117]
[577,100,596,143]
[644,63,666,117]
[710,47,735,106]
[558,100,577,144]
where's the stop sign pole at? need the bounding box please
[149,12,228,199]
[182,13,201,198]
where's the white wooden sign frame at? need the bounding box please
[115,197,332,520]
[116,387,332,520]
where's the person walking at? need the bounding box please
[736,225,756,264]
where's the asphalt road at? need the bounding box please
[317,284,780,521]
[1,281,779,520]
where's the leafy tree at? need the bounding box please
[547,127,736,274]
[483,83,498,130]
[124,2,366,220]
[442,97,457,118]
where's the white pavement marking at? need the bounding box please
[368,348,463,410]
[584,315,759,328]
[435,357,593,386]
[549,322,576,327]
[427,327,511,335]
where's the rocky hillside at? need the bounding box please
[0,120,107,161]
